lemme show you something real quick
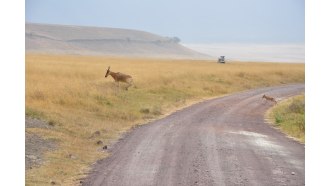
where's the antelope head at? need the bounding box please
[105,66,111,78]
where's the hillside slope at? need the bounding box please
[26,23,209,59]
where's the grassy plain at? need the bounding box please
[267,95,305,143]
[25,54,304,185]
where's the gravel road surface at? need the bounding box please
[83,84,305,186]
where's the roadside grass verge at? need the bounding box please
[26,54,305,185]
[267,95,305,143]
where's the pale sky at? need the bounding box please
[26,0,304,44]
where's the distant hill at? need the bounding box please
[26,23,210,59]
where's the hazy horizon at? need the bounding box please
[26,0,305,62]
[183,43,305,63]
[26,0,304,43]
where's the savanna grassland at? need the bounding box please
[267,95,305,143]
[26,54,304,185]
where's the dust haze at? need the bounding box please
[183,43,305,63]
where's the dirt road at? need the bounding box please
[83,84,305,186]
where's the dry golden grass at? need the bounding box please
[25,54,304,185]
[267,95,305,143]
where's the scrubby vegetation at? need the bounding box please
[268,95,305,143]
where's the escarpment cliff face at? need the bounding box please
[26,23,210,59]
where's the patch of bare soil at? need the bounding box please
[25,117,57,169]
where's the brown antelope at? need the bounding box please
[262,94,277,104]
[105,66,133,90]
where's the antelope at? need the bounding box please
[105,66,133,90]
[262,94,277,104]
